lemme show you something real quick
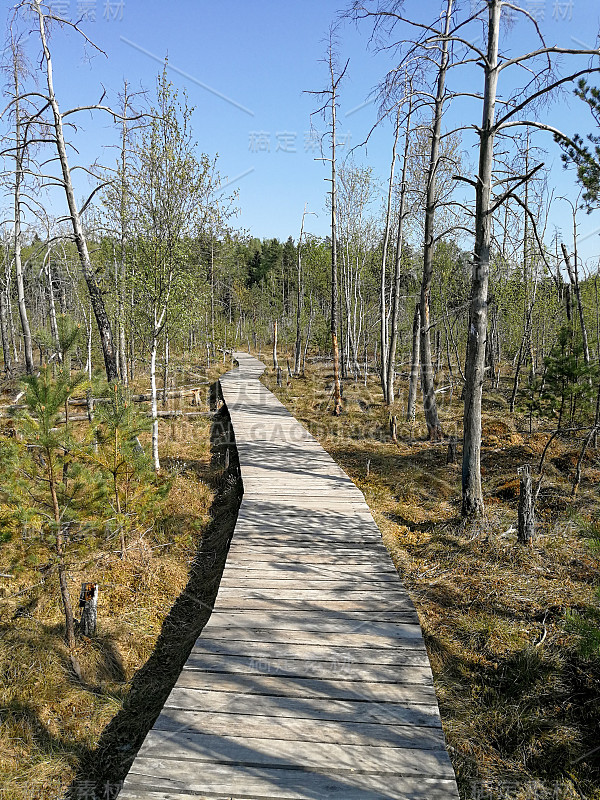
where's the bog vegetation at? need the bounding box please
[0,1,599,799]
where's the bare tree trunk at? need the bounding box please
[151,330,160,472]
[118,82,131,387]
[302,296,314,376]
[386,96,412,405]
[330,52,344,416]
[517,465,535,546]
[0,259,12,375]
[86,300,93,381]
[45,251,61,358]
[380,110,401,403]
[162,327,169,406]
[294,205,312,375]
[273,319,278,370]
[12,46,34,374]
[34,0,118,382]
[49,462,76,649]
[420,0,452,439]
[462,0,501,517]
[562,241,590,365]
[407,303,420,421]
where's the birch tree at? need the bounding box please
[129,68,224,470]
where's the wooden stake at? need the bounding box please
[517,465,535,546]
[79,582,98,637]
[447,438,457,464]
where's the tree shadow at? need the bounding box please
[64,392,243,799]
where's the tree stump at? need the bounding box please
[518,465,535,546]
[79,582,98,637]
[277,367,283,387]
[389,414,398,444]
[447,438,457,464]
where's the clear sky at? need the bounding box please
[4,0,600,265]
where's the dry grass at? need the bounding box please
[0,356,235,800]
[263,357,600,800]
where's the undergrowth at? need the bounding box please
[0,356,234,800]
[264,357,600,800]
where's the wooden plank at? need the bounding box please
[213,588,412,602]
[219,567,402,581]
[152,709,447,748]
[205,610,420,627]
[164,688,442,726]
[134,730,456,776]
[223,567,400,581]
[182,654,431,683]
[198,626,426,649]
[189,640,429,666]
[174,672,437,704]
[212,596,415,612]
[225,556,398,570]
[203,617,423,639]
[215,579,406,592]
[120,765,459,800]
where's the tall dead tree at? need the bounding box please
[417,0,453,440]
[307,32,347,416]
[19,1,143,382]
[0,236,13,374]
[386,86,413,405]
[294,204,316,375]
[7,33,34,373]
[379,109,401,403]
[461,0,600,516]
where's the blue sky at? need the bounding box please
[4,0,600,264]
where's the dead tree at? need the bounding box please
[10,2,141,381]
[460,0,600,516]
[406,303,420,422]
[306,30,347,416]
[294,205,316,375]
[517,465,535,546]
[4,32,34,373]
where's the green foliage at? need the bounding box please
[246,238,284,287]
[86,382,166,550]
[11,366,96,542]
[555,79,600,211]
[565,521,600,660]
[34,313,82,366]
[519,327,598,425]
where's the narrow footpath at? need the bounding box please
[118,352,459,799]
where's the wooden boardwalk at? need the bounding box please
[119,353,459,800]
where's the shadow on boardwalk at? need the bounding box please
[64,398,242,800]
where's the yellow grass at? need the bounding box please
[263,355,600,800]
[0,357,232,800]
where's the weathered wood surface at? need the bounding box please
[119,353,459,800]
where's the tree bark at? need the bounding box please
[517,465,535,546]
[330,54,343,416]
[386,96,412,405]
[0,265,12,375]
[419,0,452,439]
[380,111,401,402]
[151,331,160,471]
[462,0,501,517]
[407,303,420,421]
[562,241,590,365]
[12,47,34,374]
[34,0,118,382]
